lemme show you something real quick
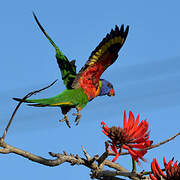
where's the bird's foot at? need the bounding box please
[73,112,82,126]
[59,115,71,128]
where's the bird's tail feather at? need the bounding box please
[13,94,74,107]
[13,97,49,107]
[13,97,53,106]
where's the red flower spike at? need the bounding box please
[123,110,127,128]
[110,144,118,154]
[102,130,109,136]
[123,145,146,162]
[127,111,135,130]
[130,120,148,140]
[112,152,120,162]
[149,174,157,180]
[128,114,140,136]
[101,111,152,164]
[150,157,180,180]
[151,159,162,178]
[101,121,109,132]
[155,158,166,178]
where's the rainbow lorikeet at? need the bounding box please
[32,13,115,93]
[14,13,129,127]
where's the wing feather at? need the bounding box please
[33,12,76,89]
[72,25,129,99]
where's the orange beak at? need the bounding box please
[108,88,115,96]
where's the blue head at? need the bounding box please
[98,79,115,97]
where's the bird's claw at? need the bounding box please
[73,112,82,126]
[59,115,71,128]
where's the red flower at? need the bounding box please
[101,110,153,163]
[150,157,180,180]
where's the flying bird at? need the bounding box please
[14,13,129,127]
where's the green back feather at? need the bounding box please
[23,88,88,109]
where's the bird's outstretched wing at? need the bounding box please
[72,25,129,100]
[33,12,76,89]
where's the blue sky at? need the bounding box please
[0,1,180,179]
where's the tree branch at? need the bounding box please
[147,131,180,150]
[107,131,180,157]
[0,138,149,179]
[0,138,90,167]
[95,170,152,180]
[97,141,111,167]
[1,79,58,140]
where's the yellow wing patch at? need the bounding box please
[89,36,125,66]
[89,55,98,66]
[51,102,73,106]
[99,36,124,53]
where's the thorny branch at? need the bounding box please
[0,81,179,179]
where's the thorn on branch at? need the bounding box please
[75,154,79,159]
[73,154,82,165]
[81,145,91,161]
[48,152,60,159]
[63,151,68,156]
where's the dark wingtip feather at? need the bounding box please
[119,24,124,33]
[115,25,119,30]
[90,24,129,57]
[33,12,46,34]
[124,25,129,38]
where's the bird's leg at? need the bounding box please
[59,107,71,128]
[73,107,82,126]
[59,114,71,128]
